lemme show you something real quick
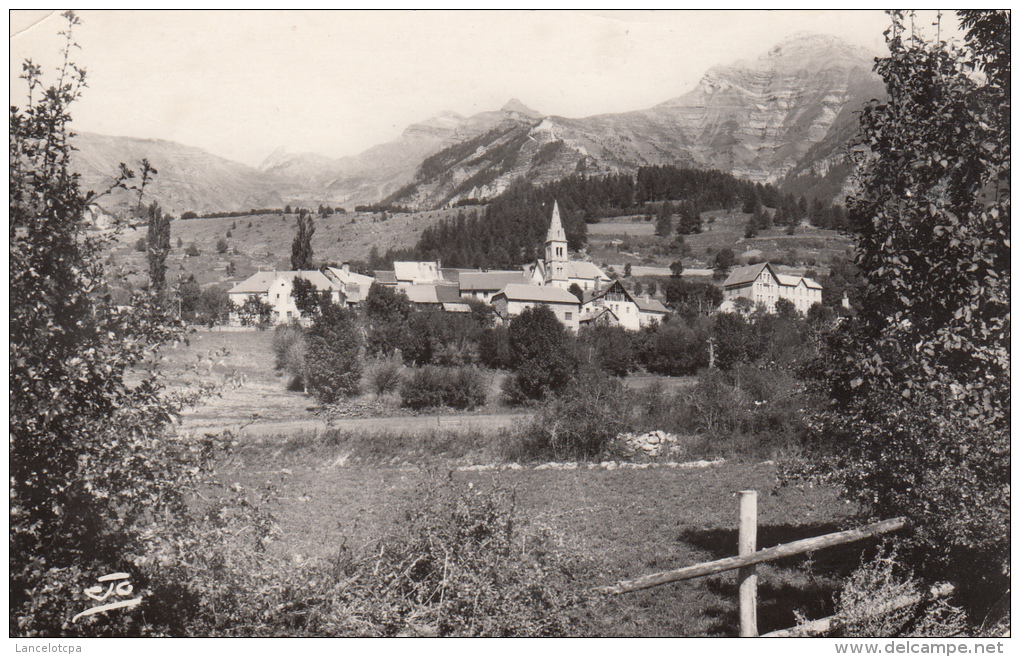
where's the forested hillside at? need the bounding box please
[395,165,846,269]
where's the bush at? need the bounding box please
[303,304,362,403]
[401,366,487,411]
[368,357,403,396]
[577,325,635,377]
[185,242,201,257]
[215,237,229,253]
[272,323,306,389]
[135,236,147,252]
[503,306,575,404]
[478,326,513,370]
[831,548,966,638]
[504,370,628,461]
[237,295,274,329]
[635,317,708,376]
[294,478,585,636]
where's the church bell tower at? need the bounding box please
[544,201,568,286]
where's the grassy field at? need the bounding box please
[104,207,467,290]
[586,209,851,271]
[216,435,862,636]
[158,329,871,636]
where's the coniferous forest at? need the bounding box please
[403,165,846,270]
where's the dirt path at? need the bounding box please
[180,411,531,439]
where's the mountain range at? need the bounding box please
[71,33,884,216]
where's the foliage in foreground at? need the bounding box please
[796,10,1010,617]
[169,477,586,636]
[830,549,966,638]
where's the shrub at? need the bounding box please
[503,306,575,404]
[832,548,966,638]
[236,295,274,329]
[635,317,708,376]
[679,368,743,439]
[283,478,586,636]
[712,311,751,369]
[401,366,486,411]
[272,323,306,389]
[185,242,201,257]
[577,325,635,377]
[504,370,628,461]
[216,237,229,253]
[303,304,362,403]
[135,236,147,252]
[479,325,513,370]
[368,357,403,396]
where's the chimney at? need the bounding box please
[342,262,350,275]
[842,292,851,310]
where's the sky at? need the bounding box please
[9,10,954,168]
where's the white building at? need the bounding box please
[582,280,669,331]
[325,263,376,305]
[228,270,345,325]
[491,283,582,332]
[393,260,445,288]
[719,262,822,315]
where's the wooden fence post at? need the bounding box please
[738,490,758,637]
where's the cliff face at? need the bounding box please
[72,34,885,215]
[386,33,885,209]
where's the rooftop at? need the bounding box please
[496,284,581,304]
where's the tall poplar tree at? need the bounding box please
[291,209,315,270]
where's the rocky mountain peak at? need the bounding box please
[501,98,544,118]
[729,32,877,75]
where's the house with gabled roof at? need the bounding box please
[491,283,581,331]
[581,279,669,331]
[719,262,822,314]
[325,263,375,305]
[403,283,472,312]
[459,270,530,304]
[579,307,620,328]
[228,270,345,325]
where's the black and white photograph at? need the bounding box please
[9,9,1009,646]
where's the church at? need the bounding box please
[523,201,612,292]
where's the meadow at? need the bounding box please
[587,208,851,271]
[215,431,861,636]
[157,328,873,636]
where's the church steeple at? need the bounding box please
[544,200,568,286]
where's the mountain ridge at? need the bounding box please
[70,32,884,216]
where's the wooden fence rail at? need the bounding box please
[600,490,907,637]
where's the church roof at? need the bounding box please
[545,200,566,244]
[566,261,610,281]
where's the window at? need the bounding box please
[565,312,572,321]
